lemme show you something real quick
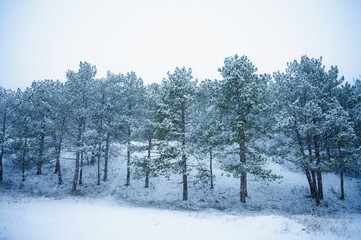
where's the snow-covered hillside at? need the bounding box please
[0,144,360,239]
[1,197,360,240]
[0,144,360,215]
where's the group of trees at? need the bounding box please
[0,55,359,205]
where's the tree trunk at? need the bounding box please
[72,151,80,192]
[182,157,188,201]
[145,138,151,188]
[0,107,7,182]
[36,133,45,175]
[56,151,62,185]
[294,121,315,197]
[97,142,101,185]
[304,168,315,196]
[340,168,344,200]
[79,116,86,185]
[126,134,131,186]
[90,144,96,165]
[307,137,320,205]
[316,171,323,199]
[97,112,103,185]
[314,135,323,199]
[79,151,83,185]
[103,132,110,181]
[240,141,247,203]
[338,146,345,200]
[210,147,213,190]
[22,162,25,181]
[72,123,82,192]
[21,138,28,182]
[181,106,187,201]
[55,136,63,184]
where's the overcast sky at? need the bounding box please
[0,0,360,90]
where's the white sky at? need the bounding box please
[0,0,360,90]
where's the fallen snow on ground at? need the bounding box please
[1,143,361,239]
[0,197,360,240]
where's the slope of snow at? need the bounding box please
[1,143,360,215]
[1,197,360,240]
[0,143,360,239]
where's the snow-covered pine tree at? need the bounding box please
[0,87,14,181]
[324,100,357,199]
[193,79,222,189]
[101,71,124,182]
[85,78,107,185]
[159,67,197,201]
[273,56,347,205]
[119,72,145,186]
[7,89,37,181]
[218,55,278,203]
[131,83,164,188]
[43,80,67,185]
[65,62,97,192]
[27,80,59,175]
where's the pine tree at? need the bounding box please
[324,100,357,199]
[159,67,197,201]
[132,83,163,188]
[0,88,14,181]
[218,55,278,203]
[8,89,36,181]
[194,79,222,189]
[101,72,124,182]
[65,62,97,192]
[44,80,67,185]
[273,56,346,205]
[118,72,145,186]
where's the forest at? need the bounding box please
[0,54,360,208]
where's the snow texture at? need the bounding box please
[0,144,360,239]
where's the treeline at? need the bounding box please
[0,55,360,205]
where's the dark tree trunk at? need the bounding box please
[182,157,188,201]
[97,142,101,185]
[0,108,6,182]
[79,151,83,185]
[72,151,80,192]
[181,106,188,201]
[72,123,82,192]
[126,134,131,186]
[314,135,323,199]
[55,136,63,184]
[210,147,213,190]
[103,132,110,181]
[21,138,28,181]
[79,117,86,185]
[240,141,247,203]
[294,121,315,197]
[22,163,25,181]
[97,112,103,185]
[338,146,345,200]
[304,168,315,197]
[56,153,62,185]
[36,133,45,175]
[340,168,344,200]
[145,138,151,188]
[316,171,323,199]
[90,144,96,165]
[307,137,320,205]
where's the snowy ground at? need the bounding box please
[0,144,361,239]
[1,197,360,240]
